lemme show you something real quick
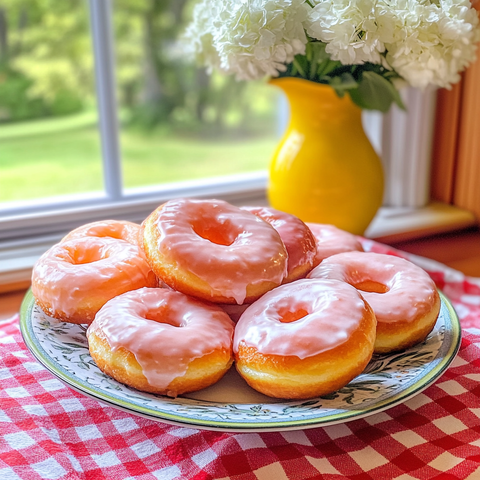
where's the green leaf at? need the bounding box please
[317,59,343,78]
[349,71,405,112]
[328,72,358,97]
[308,42,330,63]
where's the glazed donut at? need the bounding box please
[307,223,363,267]
[242,206,316,283]
[233,279,376,399]
[142,198,288,304]
[32,237,157,324]
[308,251,441,354]
[62,220,141,246]
[87,287,235,397]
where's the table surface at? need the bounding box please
[1,236,480,480]
[388,227,480,278]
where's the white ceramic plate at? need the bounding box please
[20,290,461,432]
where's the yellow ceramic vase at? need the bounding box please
[268,77,384,235]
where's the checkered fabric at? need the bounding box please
[2,241,480,480]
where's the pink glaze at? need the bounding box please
[63,220,141,246]
[308,251,438,324]
[87,287,235,390]
[150,199,288,304]
[242,206,316,280]
[32,237,156,320]
[233,279,369,359]
[307,223,363,267]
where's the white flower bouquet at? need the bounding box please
[184,0,480,112]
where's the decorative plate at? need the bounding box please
[20,290,461,432]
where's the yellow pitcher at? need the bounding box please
[268,77,384,235]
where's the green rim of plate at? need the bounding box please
[20,289,461,431]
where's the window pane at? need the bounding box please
[113,0,280,190]
[0,1,103,205]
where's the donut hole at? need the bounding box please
[144,308,182,327]
[354,280,388,294]
[278,307,309,323]
[65,244,106,265]
[191,219,238,246]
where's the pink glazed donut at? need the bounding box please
[306,223,364,267]
[87,287,235,397]
[233,278,376,399]
[142,198,288,304]
[242,206,317,283]
[32,236,157,324]
[308,251,441,353]
[63,220,142,246]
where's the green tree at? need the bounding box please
[114,0,271,135]
[0,0,92,122]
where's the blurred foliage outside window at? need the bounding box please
[113,0,278,137]
[0,0,279,202]
[0,0,93,122]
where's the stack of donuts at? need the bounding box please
[31,198,441,399]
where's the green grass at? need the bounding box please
[0,110,99,140]
[121,130,275,187]
[0,125,277,203]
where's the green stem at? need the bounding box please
[293,58,306,77]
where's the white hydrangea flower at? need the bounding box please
[182,0,222,72]
[185,0,309,80]
[377,0,480,89]
[184,0,480,91]
[306,0,386,65]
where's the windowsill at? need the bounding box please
[365,202,477,243]
[0,200,476,294]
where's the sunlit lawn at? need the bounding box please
[0,127,277,203]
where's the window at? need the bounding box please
[0,1,104,208]
[0,0,278,238]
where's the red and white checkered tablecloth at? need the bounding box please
[1,241,480,480]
